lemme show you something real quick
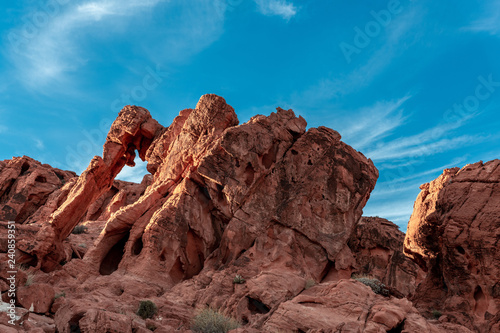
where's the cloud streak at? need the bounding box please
[466,1,500,36]
[341,96,410,151]
[254,0,297,20]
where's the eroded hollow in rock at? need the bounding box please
[247,296,270,314]
[387,319,405,333]
[473,285,487,317]
[185,229,205,279]
[99,232,130,275]
[132,236,144,256]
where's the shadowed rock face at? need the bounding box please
[404,160,500,332]
[347,216,425,296]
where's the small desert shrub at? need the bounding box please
[18,264,30,271]
[137,300,158,319]
[25,273,35,286]
[352,275,388,295]
[305,279,316,289]
[431,309,442,319]
[72,225,88,234]
[191,308,240,333]
[233,274,245,284]
[54,291,66,299]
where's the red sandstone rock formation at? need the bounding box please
[1,94,494,332]
[347,216,425,296]
[0,156,75,223]
[404,160,500,332]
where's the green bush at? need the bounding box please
[25,273,35,286]
[54,291,66,299]
[191,308,240,333]
[305,279,316,289]
[136,300,158,319]
[233,274,245,284]
[352,275,388,295]
[72,225,88,234]
[431,309,442,319]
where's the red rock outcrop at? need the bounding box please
[0,156,75,223]
[3,94,384,332]
[347,216,425,296]
[263,279,473,332]
[404,160,500,332]
[25,105,162,271]
[3,94,493,332]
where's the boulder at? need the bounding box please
[404,160,500,332]
[17,283,55,314]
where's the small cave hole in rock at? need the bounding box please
[35,175,47,183]
[244,163,255,186]
[473,285,487,316]
[69,313,84,333]
[291,149,298,155]
[185,229,205,279]
[54,171,65,182]
[199,185,211,201]
[456,246,465,255]
[99,232,130,275]
[262,145,277,169]
[20,161,30,175]
[247,296,270,314]
[132,236,144,256]
[387,319,405,333]
[169,256,184,283]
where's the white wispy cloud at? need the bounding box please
[466,1,500,36]
[371,157,468,197]
[364,119,486,162]
[254,0,297,20]
[341,96,411,151]
[34,138,45,150]
[363,200,414,230]
[6,0,169,88]
[4,0,234,91]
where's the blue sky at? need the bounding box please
[1,0,499,230]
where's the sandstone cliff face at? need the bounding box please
[404,160,500,332]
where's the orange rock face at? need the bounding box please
[404,160,500,332]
